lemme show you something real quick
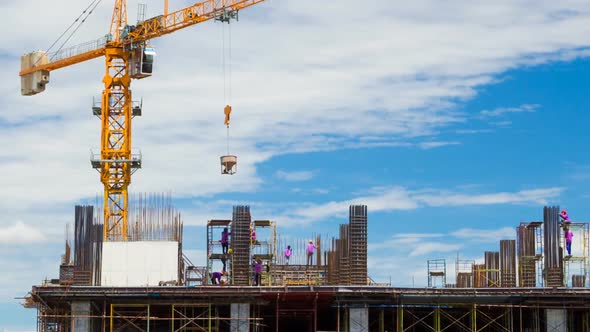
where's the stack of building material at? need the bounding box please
[500,240,516,287]
[231,206,252,286]
[457,273,472,288]
[572,275,586,287]
[349,205,368,285]
[455,259,474,288]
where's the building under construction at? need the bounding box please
[25,204,590,331]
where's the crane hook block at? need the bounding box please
[224,105,232,127]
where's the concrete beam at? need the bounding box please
[231,303,250,332]
[349,307,368,332]
[546,309,567,332]
[71,301,91,332]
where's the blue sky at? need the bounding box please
[1,0,590,330]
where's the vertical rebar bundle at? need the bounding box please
[349,205,368,285]
[517,223,540,287]
[71,205,102,285]
[127,192,183,242]
[473,264,486,288]
[544,206,563,287]
[338,224,351,285]
[231,206,251,286]
[484,251,500,287]
[500,240,516,287]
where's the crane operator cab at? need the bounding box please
[130,47,156,79]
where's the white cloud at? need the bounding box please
[283,186,563,224]
[418,141,460,149]
[370,233,444,250]
[411,243,463,257]
[451,227,516,242]
[275,170,315,182]
[480,104,539,117]
[414,187,563,207]
[0,222,46,244]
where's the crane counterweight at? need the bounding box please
[20,51,50,96]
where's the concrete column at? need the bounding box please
[71,301,91,332]
[349,307,368,332]
[231,303,250,332]
[546,309,567,332]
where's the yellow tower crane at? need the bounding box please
[19,0,265,241]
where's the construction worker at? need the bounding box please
[211,271,225,285]
[251,227,257,244]
[306,240,317,266]
[284,245,292,265]
[254,258,262,286]
[560,209,571,225]
[221,227,231,254]
[565,226,574,256]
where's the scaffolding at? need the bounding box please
[395,304,513,332]
[428,259,446,288]
[206,219,232,285]
[250,219,277,286]
[518,221,544,287]
[561,222,590,287]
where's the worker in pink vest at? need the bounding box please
[254,258,262,286]
[560,209,571,225]
[306,240,317,266]
[565,227,574,256]
[284,245,292,265]
[220,227,231,254]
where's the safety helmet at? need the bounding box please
[309,239,313,243]
[562,209,567,214]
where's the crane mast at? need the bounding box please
[19,0,266,241]
[100,47,133,241]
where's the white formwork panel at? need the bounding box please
[101,241,179,286]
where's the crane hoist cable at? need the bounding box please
[33,0,102,67]
[51,0,103,62]
[222,20,233,155]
